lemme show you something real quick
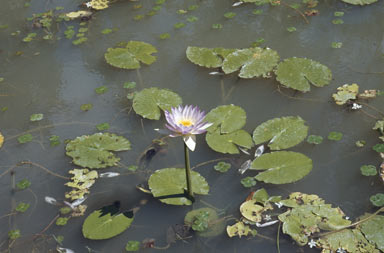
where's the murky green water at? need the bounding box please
[1,0,384,252]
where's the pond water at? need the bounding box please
[1,0,384,252]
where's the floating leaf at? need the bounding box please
[360,214,384,251]
[174,22,186,29]
[331,42,343,48]
[370,193,384,207]
[186,47,235,68]
[251,151,313,184]
[334,11,344,16]
[15,202,30,213]
[252,116,308,150]
[360,165,377,176]
[95,86,108,94]
[148,168,209,205]
[306,135,323,144]
[279,192,351,246]
[0,131,3,148]
[123,82,136,89]
[132,87,182,120]
[373,143,384,153]
[286,26,296,32]
[18,134,33,144]
[49,135,60,147]
[125,241,140,251]
[211,23,223,29]
[332,19,344,24]
[60,207,72,215]
[8,230,21,240]
[88,0,109,10]
[66,133,131,169]
[275,57,332,92]
[224,12,236,18]
[185,207,225,237]
[227,221,257,238]
[96,123,110,131]
[80,103,93,111]
[213,161,231,173]
[105,41,157,70]
[332,83,359,105]
[159,33,170,40]
[56,217,69,226]
[340,0,378,5]
[205,105,247,133]
[206,129,253,154]
[30,113,44,121]
[328,131,343,141]
[240,177,257,188]
[355,140,366,147]
[240,200,270,222]
[101,28,113,34]
[187,16,198,22]
[65,11,92,20]
[222,47,279,78]
[16,179,31,190]
[82,209,134,239]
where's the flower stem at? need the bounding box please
[184,142,194,201]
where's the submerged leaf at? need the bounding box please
[275,57,332,92]
[222,47,279,78]
[105,41,157,70]
[251,151,313,184]
[253,116,308,150]
[66,133,131,169]
[184,208,225,237]
[132,87,182,120]
[148,168,209,205]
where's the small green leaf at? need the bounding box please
[174,22,186,29]
[306,135,323,144]
[49,135,60,147]
[355,140,366,147]
[96,123,110,131]
[95,86,108,94]
[79,27,88,33]
[214,162,231,173]
[80,103,93,111]
[251,38,265,47]
[56,217,69,226]
[16,179,31,190]
[8,229,21,240]
[241,177,257,188]
[370,193,384,207]
[334,11,344,16]
[64,28,75,39]
[360,165,377,176]
[224,12,236,19]
[159,33,170,40]
[373,143,384,153]
[60,207,72,215]
[188,5,199,11]
[30,113,44,121]
[72,37,88,45]
[55,235,64,244]
[101,28,113,34]
[184,207,225,237]
[252,9,263,15]
[187,16,198,22]
[18,133,33,144]
[123,82,136,89]
[212,23,223,29]
[155,0,165,4]
[328,131,343,141]
[331,42,343,48]
[127,165,138,172]
[125,241,140,251]
[286,26,296,32]
[332,19,344,24]
[152,5,162,11]
[134,14,145,21]
[15,202,30,213]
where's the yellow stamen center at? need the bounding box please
[178,120,193,127]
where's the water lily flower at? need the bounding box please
[164,105,212,151]
[308,239,317,248]
[44,196,58,205]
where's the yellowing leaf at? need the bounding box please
[88,0,109,10]
[65,11,92,20]
[226,222,256,238]
[332,83,359,105]
[0,131,3,148]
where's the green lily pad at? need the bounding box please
[252,116,308,150]
[8,229,21,240]
[360,165,377,176]
[15,202,30,213]
[105,41,157,70]
[125,241,140,251]
[184,207,225,237]
[360,214,384,251]
[206,129,253,154]
[340,0,378,5]
[332,83,359,105]
[274,57,332,92]
[66,133,131,169]
[222,47,279,78]
[240,200,265,222]
[56,217,69,226]
[251,151,312,184]
[148,168,209,205]
[205,105,247,134]
[328,131,343,141]
[373,143,384,153]
[240,177,257,188]
[213,161,231,173]
[370,193,384,207]
[132,87,182,120]
[16,179,31,190]
[30,113,44,121]
[306,135,323,144]
[82,209,134,240]
[18,134,33,144]
[186,47,235,68]
[279,192,351,246]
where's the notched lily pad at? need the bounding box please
[275,57,332,92]
[132,87,182,120]
[226,221,257,238]
[251,151,312,184]
[332,83,359,105]
[205,105,247,134]
[66,133,131,169]
[186,47,235,68]
[222,47,279,78]
[253,116,308,150]
[206,129,253,154]
[148,168,209,205]
[105,41,157,70]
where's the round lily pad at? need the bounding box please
[105,41,157,69]
[253,116,308,150]
[251,151,313,184]
[222,47,279,78]
[66,133,131,169]
[274,57,332,92]
[82,209,134,240]
[132,87,182,120]
[205,104,247,134]
[340,0,378,5]
[184,207,225,237]
[360,165,377,176]
[206,129,253,154]
[370,193,384,207]
[148,168,209,205]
